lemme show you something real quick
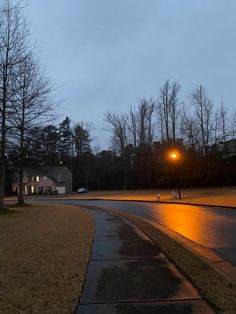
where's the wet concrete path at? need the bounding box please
[77,208,214,314]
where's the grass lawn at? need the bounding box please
[0,204,94,314]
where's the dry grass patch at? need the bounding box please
[0,208,17,215]
[0,204,94,314]
[110,209,236,314]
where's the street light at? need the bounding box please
[169,150,179,161]
[169,150,181,199]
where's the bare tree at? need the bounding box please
[156,99,164,142]
[213,110,219,145]
[0,0,29,209]
[105,112,128,154]
[217,101,231,143]
[104,111,128,190]
[232,113,236,138]
[147,99,155,145]
[157,80,170,142]
[129,98,155,148]
[129,105,137,149]
[169,81,180,143]
[181,106,201,151]
[190,85,213,155]
[9,52,54,204]
[137,98,148,145]
[157,79,180,144]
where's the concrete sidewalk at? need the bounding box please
[77,208,214,314]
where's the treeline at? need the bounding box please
[104,80,236,189]
[7,79,236,193]
[7,116,124,191]
[8,117,94,190]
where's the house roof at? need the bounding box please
[42,166,71,182]
[12,168,39,179]
[43,167,63,178]
[43,174,58,184]
[13,166,71,184]
[24,168,41,176]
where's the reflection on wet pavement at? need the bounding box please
[77,209,214,314]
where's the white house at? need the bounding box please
[12,166,73,195]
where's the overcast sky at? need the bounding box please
[26,0,236,149]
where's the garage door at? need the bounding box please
[56,186,66,194]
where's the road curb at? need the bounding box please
[106,207,236,283]
[64,197,236,211]
[77,203,236,313]
[106,208,236,313]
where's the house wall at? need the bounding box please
[58,167,73,193]
[12,166,73,195]
[55,186,66,194]
[36,176,56,194]
[12,175,56,195]
[12,174,31,195]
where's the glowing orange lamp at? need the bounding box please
[169,149,181,199]
[169,150,180,161]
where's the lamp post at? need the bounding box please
[169,150,181,199]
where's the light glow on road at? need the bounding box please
[152,204,205,242]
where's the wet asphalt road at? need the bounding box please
[59,199,236,266]
[30,198,236,266]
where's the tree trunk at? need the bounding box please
[17,165,24,205]
[0,75,7,210]
[123,152,127,191]
[0,159,5,209]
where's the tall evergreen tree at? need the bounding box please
[58,117,73,168]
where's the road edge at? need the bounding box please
[66,197,236,211]
[81,204,236,313]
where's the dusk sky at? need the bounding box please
[26,0,236,148]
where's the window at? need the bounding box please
[31,186,35,193]
[36,176,40,182]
